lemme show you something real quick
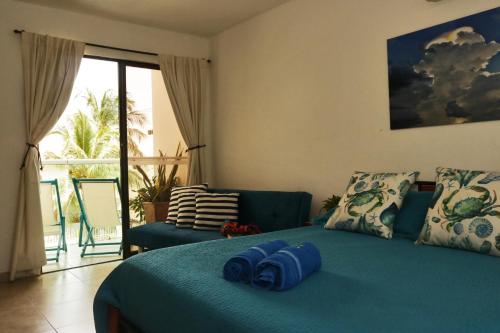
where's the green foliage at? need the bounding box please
[322,194,341,212]
[45,90,146,223]
[129,146,183,222]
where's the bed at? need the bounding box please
[94,221,500,332]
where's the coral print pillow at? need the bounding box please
[418,167,500,256]
[325,171,419,239]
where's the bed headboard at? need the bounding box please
[415,181,435,192]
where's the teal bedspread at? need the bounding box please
[94,226,500,333]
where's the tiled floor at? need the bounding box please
[43,241,122,273]
[0,261,121,333]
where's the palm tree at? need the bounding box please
[84,89,147,157]
[125,97,147,157]
[83,89,147,156]
[46,90,147,222]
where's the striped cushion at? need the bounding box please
[176,194,198,228]
[166,184,207,225]
[193,193,240,231]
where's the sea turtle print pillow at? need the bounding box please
[417,167,500,257]
[325,171,419,239]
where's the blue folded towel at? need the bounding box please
[223,240,289,283]
[252,242,321,291]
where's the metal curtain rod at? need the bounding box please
[13,29,211,63]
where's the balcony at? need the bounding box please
[41,156,187,272]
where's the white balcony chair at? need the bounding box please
[72,178,123,257]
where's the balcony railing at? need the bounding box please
[43,156,188,166]
[41,156,187,246]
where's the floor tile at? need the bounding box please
[0,261,118,332]
[69,262,120,284]
[56,321,96,333]
[29,281,95,308]
[0,292,34,312]
[37,298,94,328]
[0,306,55,333]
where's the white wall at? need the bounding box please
[0,0,209,275]
[152,71,186,156]
[210,0,500,214]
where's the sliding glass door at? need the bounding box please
[39,57,122,271]
[122,64,187,258]
[38,55,185,271]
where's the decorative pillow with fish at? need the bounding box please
[417,167,500,257]
[325,171,419,239]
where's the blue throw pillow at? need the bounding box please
[393,191,433,240]
[312,208,336,226]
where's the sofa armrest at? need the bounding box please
[297,192,313,227]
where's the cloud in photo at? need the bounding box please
[410,27,500,126]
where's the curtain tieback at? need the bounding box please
[186,144,206,153]
[20,143,43,170]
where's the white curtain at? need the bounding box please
[158,55,209,185]
[10,32,84,281]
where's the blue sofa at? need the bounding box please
[127,188,312,250]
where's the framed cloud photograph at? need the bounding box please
[387,7,500,130]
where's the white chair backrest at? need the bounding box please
[40,183,57,226]
[80,182,120,228]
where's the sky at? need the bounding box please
[387,6,500,130]
[388,7,500,71]
[40,58,154,157]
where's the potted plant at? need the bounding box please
[130,147,182,224]
[321,194,341,212]
[310,193,342,226]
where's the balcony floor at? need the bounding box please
[43,238,122,273]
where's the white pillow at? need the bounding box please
[193,193,240,231]
[166,184,207,225]
[325,171,419,239]
[417,167,500,256]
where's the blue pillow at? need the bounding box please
[312,208,336,226]
[393,191,433,240]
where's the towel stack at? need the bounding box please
[223,240,321,291]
